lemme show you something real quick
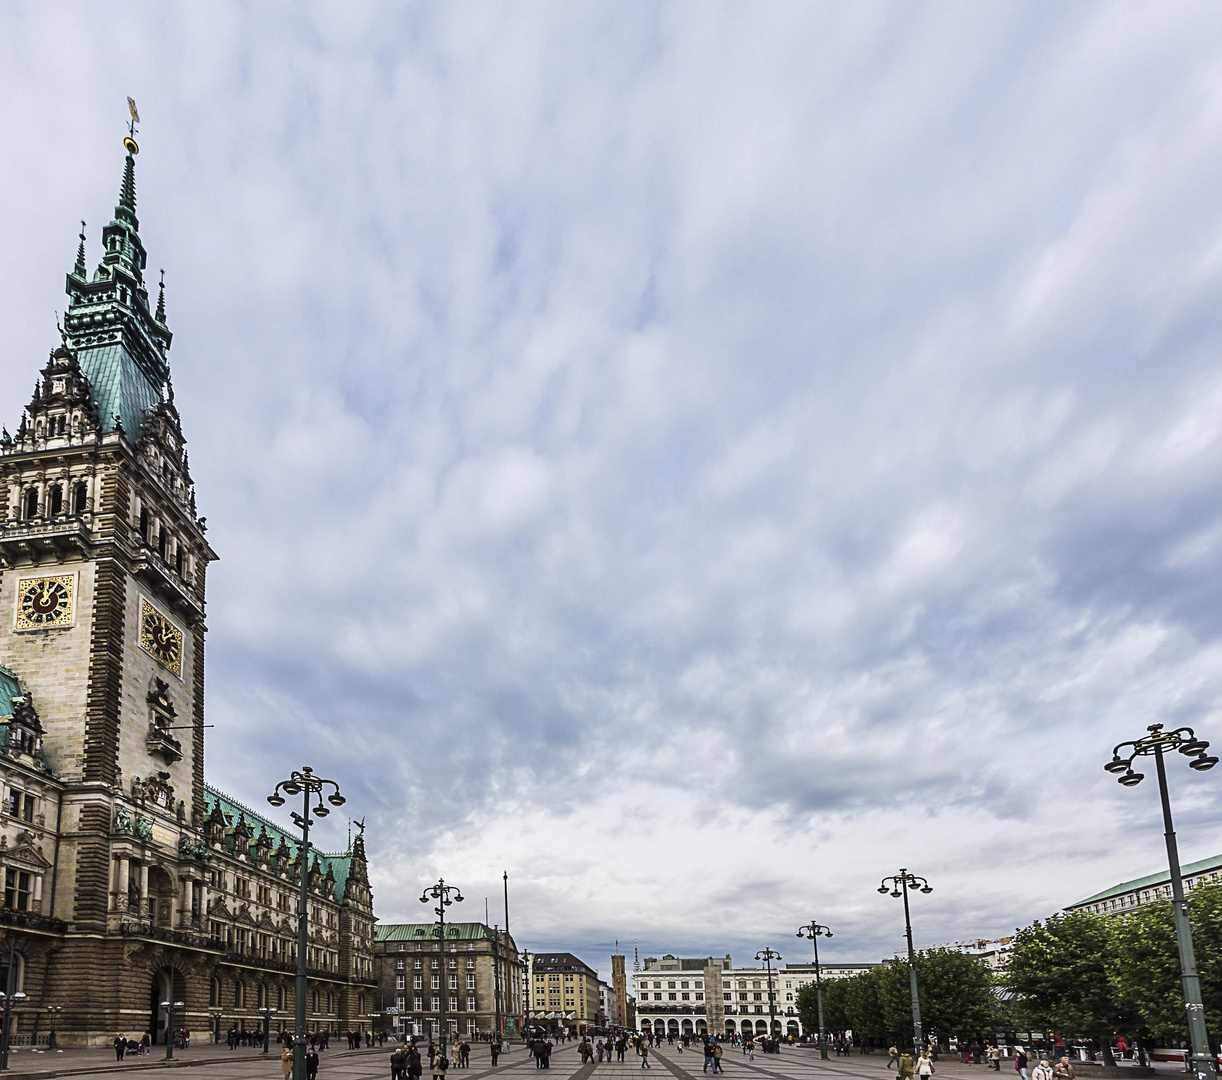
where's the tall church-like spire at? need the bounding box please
[58,123,172,439]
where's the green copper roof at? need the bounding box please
[376,922,498,943]
[62,147,172,439]
[1068,853,1222,908]
[203,784,356,901]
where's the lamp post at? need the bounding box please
[796,922,831,1058]
[0,990,26,1068]
[878,869,932,1056]
[267,767,347,1080]
[1105,724,1218,1080]
[208,1008,222,1047]
[258,1006,278,1054]
[420,878,464,1063]
[45,1005,62,1050]
[161,996,185,1059]
[755,949,781,1045]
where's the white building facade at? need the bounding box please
[632,954,876,1039]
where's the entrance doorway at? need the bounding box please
[148,968,186,1045]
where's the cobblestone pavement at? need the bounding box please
[11,1041,1168,1080]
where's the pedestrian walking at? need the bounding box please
[888,1045,900,1069]
[432,1049,449,1080]
[282,1047,294,1077]
[1032,1060,1054,1080]
[713,1042,724,1073]
[306,1049,320,1080]
[408,1047,423,1080]
[640,1042,651,1070]
[1015,1048,1029,1080]
[1053,1058,1075,1080]
[898,1051,915,1079]
[917,1051,934,1079]
[392,1046,407,1080]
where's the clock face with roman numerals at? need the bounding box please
[15,575,75,630]
[139,599,183,677]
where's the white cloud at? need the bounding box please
[3,1,1222,981]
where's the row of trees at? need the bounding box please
[794,882,1222,1051]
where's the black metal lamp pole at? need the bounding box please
[796,922,831,1058]
[421,878,464,1062]
[162,994,184,1059]
[259,1007,278,1053]
[1106,724,1218,1080]
[268,767,347,1080]
[755,949,781,1044]
[879,869,932,1056]
[46,1005,62,1050]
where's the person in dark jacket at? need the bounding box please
[306,1049,320,1080]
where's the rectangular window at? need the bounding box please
[449,975,458,990]
[466,958,475,970]
[668,993,677,1001]
[397,996,406,1012]
[3,869,30,911]
[21,795,34,823]
[681,993,690,1001]
[466,974,475,989]
[431,997,439,1011]
[413,976,422,990]
[449,997,457,1011]
[396,976,406,990]
[414,997,422,1011]
[431,975,440,990]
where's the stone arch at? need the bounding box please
[147,865,176,929]
[667,1019,679,1036]
[755,1020,768,1035]
[680,1019,693,1035]
[725,1020,737,1034]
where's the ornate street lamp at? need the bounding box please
[161,996,185,1059]
[796,922,832,1058]
[1105,724,1218,1080]
[258,1006,278,1054]
[878,869,932,1055]
[755,948,781,1043]
[0,988,26,1069]
[420,878,464,1063]
[45,1005,63,1051]
[208,1008,222,1047]
[268,767,346,1080]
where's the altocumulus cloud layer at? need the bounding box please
[3,2,1222,974]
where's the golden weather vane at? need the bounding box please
[125,97,140,155]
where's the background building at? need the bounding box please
[374,922,520,1039]
[1066,853,1222,915]
[611,953,628,1027]
[0,138,377,1045]
[529,951,601,1033]
[632,954,876,1039]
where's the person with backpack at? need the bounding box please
[898,1051,914,1079]
[432,1047,449,1080]
[1015,1048,1029,1080]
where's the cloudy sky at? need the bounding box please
[5,2,1222,981]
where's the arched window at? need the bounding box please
[326,992,332,1014]
[311,989,319,1013]
[233,981,244,1008]
[23,489,38,519]
[175,545,183,577]
[139,507,149,542]
[73,481,88,515]
[257,983,266,1009]
[158,528,167,561]
[47,485,63,516]
[210,978,220,1007]
[277,985,285,1009]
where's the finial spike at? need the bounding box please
[155,269,167,324]
[73,222,87,278]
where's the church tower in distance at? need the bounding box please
[0,132,376,1045]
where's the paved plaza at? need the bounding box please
[0,1040,1166,1080]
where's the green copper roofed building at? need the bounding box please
[1065,853,1222,915]
[0,129,378,1045]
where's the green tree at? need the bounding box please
[1106,880,1222,1042]
[912,949,1000,1042]
[1006,911,1130,1064]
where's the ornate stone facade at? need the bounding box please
[0,140,377,1045]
